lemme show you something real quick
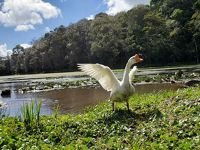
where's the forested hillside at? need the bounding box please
[0,0,199,75]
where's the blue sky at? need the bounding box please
[0,0,149,56]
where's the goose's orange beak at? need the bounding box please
[134,54,143,63]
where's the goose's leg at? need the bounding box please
[126,101,130,112]
[112,101,115,111]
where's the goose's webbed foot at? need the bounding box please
[126,101,131,113]
[112,101,115,111]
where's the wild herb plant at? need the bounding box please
[35,101,42,126]
[52,105,60,119]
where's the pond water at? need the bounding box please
[0,82,185,116]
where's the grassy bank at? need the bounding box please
[0,87,200,149]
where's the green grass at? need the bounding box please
[0,87,200,149]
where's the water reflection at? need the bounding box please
[0,83,184,116]
[135,83,184,93]
[37,87,109,114]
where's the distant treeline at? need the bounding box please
[0,0,200,75]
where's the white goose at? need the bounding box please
[78,54,143,111]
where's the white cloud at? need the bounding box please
[0,43,12,57]
[0,0,61,31]
[20,43,32,49]
[44,26,50,33]
[15,24,35,31]
[86,15,94,20]
[104,0,149,15]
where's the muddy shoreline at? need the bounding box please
[0,65,200,84]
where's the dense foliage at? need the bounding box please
[0,87,200,149]
[1,0,200,75]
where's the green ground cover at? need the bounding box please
[0,87,200,149]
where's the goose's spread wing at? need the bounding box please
[129,66,138,83]
[78,64,120,92]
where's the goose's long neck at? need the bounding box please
[122,61,132,85]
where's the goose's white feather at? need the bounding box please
[129,66,138,83]
[78,64,120,92]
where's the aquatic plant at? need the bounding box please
[0,102,7,119]
[20,101,42,129]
